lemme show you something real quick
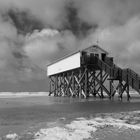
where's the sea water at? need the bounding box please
[0,92,140,140]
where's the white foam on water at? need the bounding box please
[34,120,97,140]
[5,133,18,140]
[4,111,140,140]
[0,92,49,98]
[94,117,140,130]
[34,115,140,140]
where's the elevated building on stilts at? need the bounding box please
[47,45,140,100]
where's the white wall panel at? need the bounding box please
[47,52,81,76]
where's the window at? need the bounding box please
[95,54,99,57]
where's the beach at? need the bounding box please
[0,93,140,139]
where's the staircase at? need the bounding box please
[95,56,140,94]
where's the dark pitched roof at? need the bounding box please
[82,45,109,55]
[47,45,109,66]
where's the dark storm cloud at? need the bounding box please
[12,51,25,59]
[63,1,97,38]
[74,0,140,27]
[3,8,45,35]
[0,10,46,83]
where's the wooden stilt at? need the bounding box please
[49,76,51,96]
[93,71,96,97]
[109,80,113,100]
[56,75,58,96]
[85,68,89,98]
[126,84,130,101]
[126,73,130,101]
[100,69,104,98]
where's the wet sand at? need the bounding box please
[0,95,140,139]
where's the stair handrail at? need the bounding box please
[126,68,140,80]
[94,56,122,79]
[94,56,140,92]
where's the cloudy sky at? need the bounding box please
[0,0,140,91]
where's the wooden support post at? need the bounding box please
[87,71,94,97]
[51,76,55,96]
[64,73,66,96]
[109,80,113,100]
[75,71,79,97]
[93,71,96,97]
[54,76,56,96]
[126,74,130,101]
[62,73,64,96]
[58,75,60,96]
[57,75,59,96]
[85,68,89,98]
[79,69,82,98]
[126,84,130,101]
[72,71,75,96]
[59,75,61,96]
[56,75,58,96]
[49,76,51,96]
[100,70,104,98]
[118,81,123,100]
[66,73,70,97]
[62,74,65,96]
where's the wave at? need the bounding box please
[33,111,140,140]
[0,92,49,98]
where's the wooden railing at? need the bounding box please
[126,68,140,91]
[104,57,114,67]
[95,56,121,79]
[95,56,140,93]
[82,54,140,92]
